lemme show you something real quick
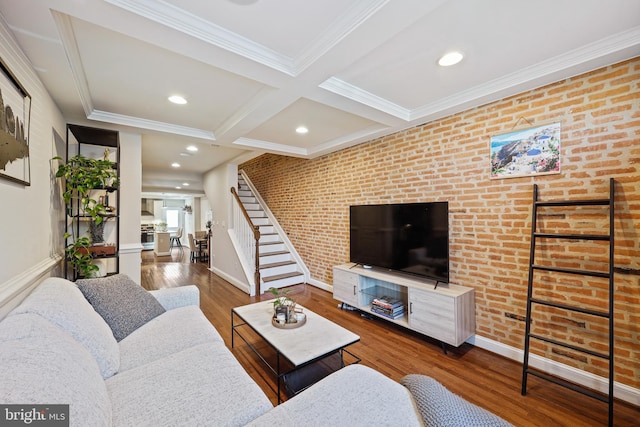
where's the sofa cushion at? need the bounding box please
[77,274,166,341]
[148,285,200,310]
[106,342,273,427]
[8,277,119,378]
[401,374,513,427]
[118,305,224,371]
[246,364,422,427]
[0,313,112,427]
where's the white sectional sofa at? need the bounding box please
[0,275,511,427]
[0,276,424,426]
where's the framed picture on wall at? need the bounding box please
[0,57,31,186]
[490,121,561,179]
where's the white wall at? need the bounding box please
[118,132,143,283]
[0,17,67,317]
[0,18,145,315]
[203,162,250,292]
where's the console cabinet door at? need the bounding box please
[333,268,359,306]
[409,288,457,346]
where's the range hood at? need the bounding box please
[141,198,155,217]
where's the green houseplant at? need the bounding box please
[268,287,297,323]
[53,154,119,278]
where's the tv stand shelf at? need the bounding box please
[360,285,409,325]
[333,264,475,348]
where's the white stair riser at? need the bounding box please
[258,225,274,234]
[260,243,286,254]
[259,252,292,264]
[252,218,270,226]
[263,275,305,289]
[260,264,298,276]
[259,234,280,243]
[238,190,252,197]
[239,196,256,204]
[247,210,266,218]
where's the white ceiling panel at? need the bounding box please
[0,0,637,195]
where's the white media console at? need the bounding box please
[333,264,475,348]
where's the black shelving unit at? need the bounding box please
[64,124,120,280]
[521,178,615,427]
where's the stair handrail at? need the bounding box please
[230,186,261,288]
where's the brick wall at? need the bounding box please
[241,58,640,388]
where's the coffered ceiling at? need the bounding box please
[1,0,638,195]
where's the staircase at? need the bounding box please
[236,173,305,290]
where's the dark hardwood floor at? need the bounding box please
[141,249,639,426]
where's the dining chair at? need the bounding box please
[170,227,183,251]
[187,233,198,262]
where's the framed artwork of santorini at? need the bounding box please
[490,121,561,179]
[0,57,31,186]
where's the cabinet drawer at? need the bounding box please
[334,268,358,286]
[409,289,456,344]
[333,268,359,305]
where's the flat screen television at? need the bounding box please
[349,202,449,283]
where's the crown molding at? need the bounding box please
[293,0,390,75]
[51,10,94,116]
[321,25,640,126]
[306,124,390,157]
[89,110,215,140]
[105,0,295,75]
[319,76,411,120]
[233,137,308,157]
[411,25,640,122]
[107,0,393,78]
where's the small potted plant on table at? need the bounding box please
[269,287,299,325]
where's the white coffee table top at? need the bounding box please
[232,300,360,366]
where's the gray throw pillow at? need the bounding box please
[77,274,166,342]
[401,374,513,427]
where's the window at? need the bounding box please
[166,209,180,229]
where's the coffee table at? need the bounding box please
[231,301,360,402]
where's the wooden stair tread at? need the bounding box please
[262,271,304,282]
[260,260,296,269]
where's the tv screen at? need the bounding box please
[349,202,449,283]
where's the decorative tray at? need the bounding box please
[272,315,306,329]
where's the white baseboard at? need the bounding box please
[307,277,331,292]
[209,266,251,295]
[469,335,640,406]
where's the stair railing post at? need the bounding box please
[231,187,261,291]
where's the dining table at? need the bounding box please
[195,237,208,262]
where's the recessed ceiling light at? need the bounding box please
[182,183,189,186]
[186,145,198,152]
[438,51,464,67]
[296,126,308,134]
[171,162,181,168]
[168,95,187,105]
[175,186,182,190]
